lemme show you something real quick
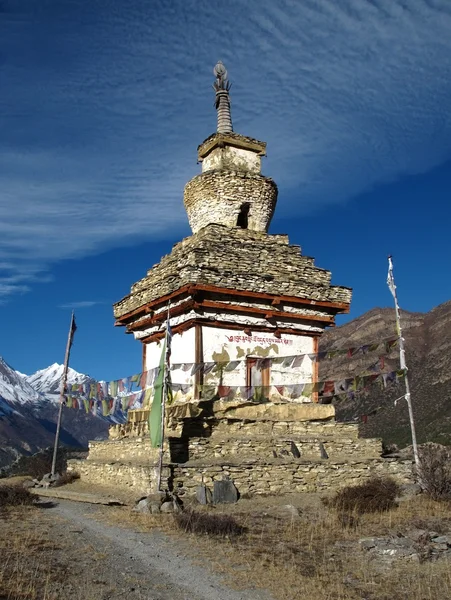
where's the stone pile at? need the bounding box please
[23,472,63,490]
[357,530,451,565]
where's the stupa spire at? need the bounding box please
[213,61,233,133]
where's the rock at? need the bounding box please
[160,501,174,513]
[399,483,422,497]
[359,538,377,550]
[213,479,238,504]
[172,497,183,514]
[147,492,167,503]
[290,442,301,458]
[40,472,61,487]
[283,504,299,518]
[196,485,213,505]
[133,498,151,513]
[431,535,451,545]
[406,529,428,542]
[319,442,329,459]
[431,542,448,551]
[149,502,161,514]
[50,473,61,486]
[22,479,36,489]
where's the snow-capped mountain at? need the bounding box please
[26,363,92,395]
[0,357,110,469]
[0,357,43,406]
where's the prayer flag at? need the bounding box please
[149,340,166,448]
[387,256,396,299]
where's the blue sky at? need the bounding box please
[1,0,450,381]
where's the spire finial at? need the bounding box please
[213,61,233,133]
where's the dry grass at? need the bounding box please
[107,493,451,600]
[0,506,63,599]
[0,494,119,600]
[3,484,450,600]
[0,484,36,508]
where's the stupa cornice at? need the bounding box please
[197,132,267,161]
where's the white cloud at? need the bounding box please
[58,301,104,309]
[1,0,451,298]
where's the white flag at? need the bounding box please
[387,256,396,299]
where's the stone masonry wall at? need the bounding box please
[187,435,383,462]
[88,438,159,464]
[69,459,158,496]
[114,225,352,318]
[184,170,278,234]
[172,458,413,496]
[70,456,413,498]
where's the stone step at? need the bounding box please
[69,456,413,498]
[87,433,382,464]
[68,458,163,497]
[187,436,382,461]
[30,487,124,505]
[87,438,159,463]
[211,421,362,439]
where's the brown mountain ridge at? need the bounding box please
[319,300,451,448]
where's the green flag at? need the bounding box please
[149,339,166,448]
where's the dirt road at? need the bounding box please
[48,499,274,600]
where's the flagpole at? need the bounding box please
[51,311,77,477]
[156,304,170,492]
[387,256,420,471]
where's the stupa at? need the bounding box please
[113,61,351,403]
[70,63,412,496]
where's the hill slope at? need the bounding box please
[319,300,451,448]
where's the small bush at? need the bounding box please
[418,444,451,501]
[325,476,400,514]
[174,508,246,537]
[53,471,80,487]
[0,485,36,507]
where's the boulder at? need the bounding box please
[134,498,152,513]
[22,479,36,489]
[196,485,213,505]
[160,501,174,513]
[213,479,238,504]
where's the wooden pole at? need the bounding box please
[387,256,420,471]
[156,304,170,492]
[51,312,76,477]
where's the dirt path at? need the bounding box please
[48,499,274,600]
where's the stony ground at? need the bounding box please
[0,496,274,600]
[2,479,451,600]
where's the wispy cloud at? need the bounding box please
[58,301,105,309]
[1,0,451,299]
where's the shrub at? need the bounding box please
[325,476,400,514]
[53,471,80,487]
[174,508,246,537]
[418,444,451,501]
[0,485,36,507]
